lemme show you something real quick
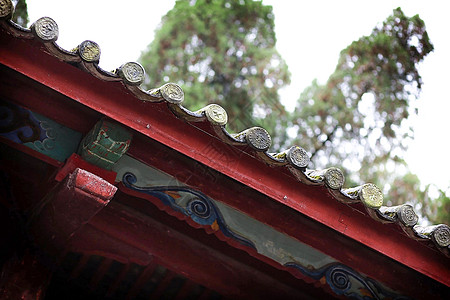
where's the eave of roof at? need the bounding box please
[0,3,449,287]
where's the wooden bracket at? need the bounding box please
[29,168,117,256]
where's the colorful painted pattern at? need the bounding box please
[0,99,82,161]
[285,262,411,299]
[122,171,256,249]
[116,156,409,300]
[78,119,132,170]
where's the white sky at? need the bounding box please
[25,0,449,191]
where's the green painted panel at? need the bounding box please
[24,112,82,162]
[79,119,132,170]
[0,99,82,162]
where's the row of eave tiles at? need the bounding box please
[0,11,448,256]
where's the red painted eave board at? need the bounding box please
[1,30,449,287]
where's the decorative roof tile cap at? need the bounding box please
[414,224,450,248]
[343,183,383,209]
[0,0,14,20]
[245,127,271,151]
[74,40,101,62]
[306,167,344,189]
[432,225,450,247]
[286,146,310,169]
[30,17,59,42]
[116,62,145,86]
[195,104,228,126]
[359,183,383,209]
[149,83,184,104]
[377,204,418,227]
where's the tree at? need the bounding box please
[431,189,450,224]
[12,0,29,27]
[288,8,449,223]
[139,0,290,141]
[387,174,450,224]
[288,8,433,187]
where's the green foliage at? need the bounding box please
[432,190,450,225]
[386,172,424,207]
[386,173,449,225]
[141,4,447,223]
[12,0,29,27]
[289,8,433,187]
[139,0,290,141]
[288,8,449,224]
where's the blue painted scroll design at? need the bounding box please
[0,100,82,161]
[122,172,256,249]
[285,262,410,300]
[0,100,48,145]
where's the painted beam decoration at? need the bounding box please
[78,118,132,170]
[114,155,409,299]
[121,172,256,249]
[285,262,411,300]
[0,99,82,162]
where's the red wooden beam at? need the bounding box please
[55,153,117,185]
[0,136,62,168]
[77,200,332,299]
[84,190,450,299]
[67,224,153,267]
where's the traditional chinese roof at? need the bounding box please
[4,12,446,254]
[1,2,449,298]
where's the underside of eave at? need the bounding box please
[0,8,449,291]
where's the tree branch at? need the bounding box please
[310,124,339,161]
